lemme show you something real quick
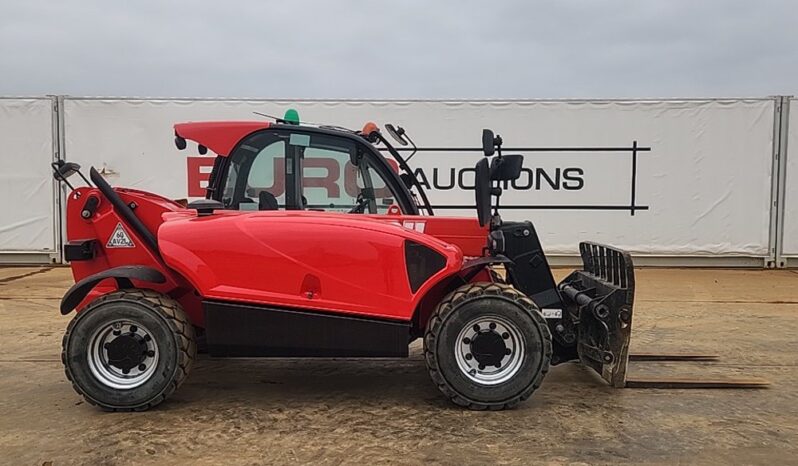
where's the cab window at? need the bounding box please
[302,145,397,214]
[221,131,287,210]
[220,129,402,214]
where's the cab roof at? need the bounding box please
[173,120,367,157]
[174,121,271,157]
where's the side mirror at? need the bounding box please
[490,154,524,181]
[188,199,224,216]
[385,124,409,146]
[482,129,495,156]
[482,129,503,157]
[52,160,93,190]
[54,161,82,180]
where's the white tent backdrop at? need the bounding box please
[0,97,57,262]
[783,97,798,259]
[63,98,776,259]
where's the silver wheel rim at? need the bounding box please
[87,320,159,390]
[454,315,525,385]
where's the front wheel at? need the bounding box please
[424,282,552,410]
[61,290,196,411]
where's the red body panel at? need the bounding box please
[366,214,487,257]
[67,185,484,326]
[65,187,202,321]
[174,121,270,156]
[158,211,463,321]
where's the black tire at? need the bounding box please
[423,282,552,410]
[61,289,196,411]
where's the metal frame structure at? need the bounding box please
[54,95,67,265]
[767,96,789,268]
[0,96,60,265]
[50,96,61,264]
[776,96,798,268]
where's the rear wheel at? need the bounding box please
[424,282,552,410]
[61,290,196,411]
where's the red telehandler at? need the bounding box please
[52,114,762,411]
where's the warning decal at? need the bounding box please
[107,223,135,248]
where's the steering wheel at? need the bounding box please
[348,193,370,214]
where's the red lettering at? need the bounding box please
[187,157,214,197]
[343,161,394,198]
[248,159,285,197]
[344,162,359,198]
[303,158,340,198]
[187,156,400,199]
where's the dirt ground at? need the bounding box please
[0,266,797,465]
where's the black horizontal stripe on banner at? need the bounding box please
[427,205,650,211]
[378,146,651,153]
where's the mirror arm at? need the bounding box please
[77,171,94,188]
[58,174,75,191]
[404,132,418,163]
[376,133,434,216]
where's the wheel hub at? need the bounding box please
[455,315,526,385]
[105,332,147,372]
[87,321,159,389]
[469,330,507,367]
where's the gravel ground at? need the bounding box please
[1,267,797,465]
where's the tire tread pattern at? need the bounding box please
[423,282,552,411]
[61,289,196,412]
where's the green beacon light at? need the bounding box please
[283,108,300,125]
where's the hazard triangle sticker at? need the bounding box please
[107,223,135,248]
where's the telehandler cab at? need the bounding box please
[53,114,639,411]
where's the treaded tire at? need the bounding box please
[423,282,552,410]
[61,290,196,411]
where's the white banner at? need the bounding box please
[0,98,55,253]
[783,98,798,257]
[63,98,775,256]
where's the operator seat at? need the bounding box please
[259,191,279,211]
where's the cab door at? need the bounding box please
[215,128,295,210]
[301,140,404,215]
